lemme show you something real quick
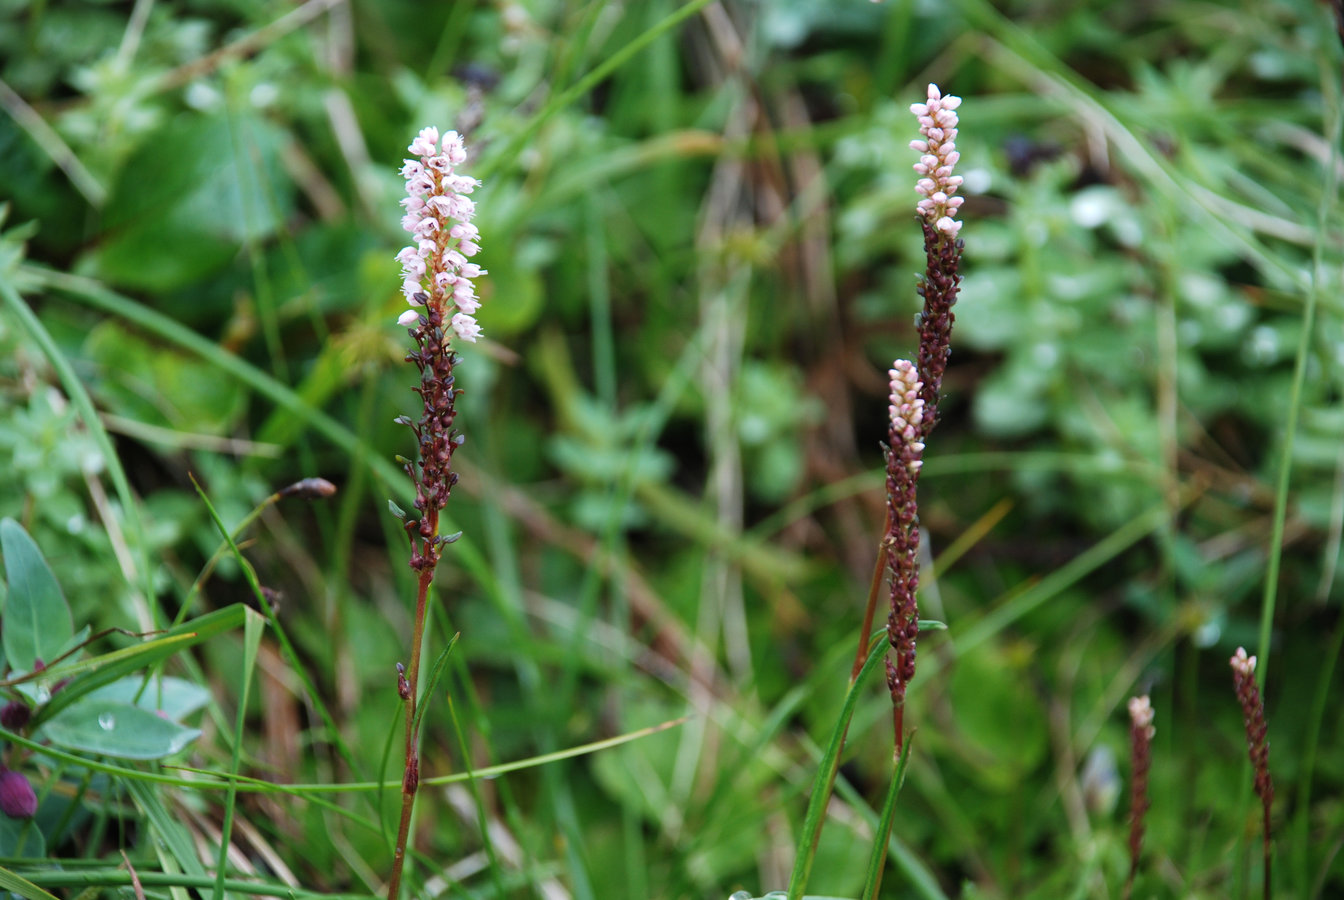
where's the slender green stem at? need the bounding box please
[23,869,368,899]
[386,560,433,900]
[853,511,892,683]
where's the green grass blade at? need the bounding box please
[0,865,62,900]
[859,739,913,900]
[125,777,210,894]
[213,607,264,900]
[954,504,1168,656]
[786,632,889,900]
[190,450,368,785]
[36,268,499,604]
[447,692,506,900]
[410,633,460,740]
[0,274,157,617]
[33,606,247,722]
[476,0,717,183]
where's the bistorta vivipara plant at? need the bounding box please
[1231,647,1276,900]
[386,125,485,900]
[874,83,965,756]
[804,82,966,900]
[881,360,924,755]
[1124,695,1155,900]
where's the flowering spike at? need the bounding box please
[396,130,486,338]
[911,82,962,239]
[910,83,965,437]
[1123,696,1155,899]
[883,360,925,753]
[1230,647,1275,898]
[388,125,488,900]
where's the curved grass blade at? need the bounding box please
[0,866,61,900]
[0,277,156,615]
[35,268,494,587]
[859,738,913,900]
[786,632,889,900]
[410,633,460,739]
[189,474,367,789]
[447,692,506,899]
[213,607,264,900]
[34,606,246,722]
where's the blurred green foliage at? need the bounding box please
[0,0,1342,898]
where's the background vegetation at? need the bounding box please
[1,0,1341,897]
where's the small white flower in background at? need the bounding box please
[397,126,487,342]
[910,83,964,238]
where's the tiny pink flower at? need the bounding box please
[451,313,482,342]
[397,309,421,327]
[408,126,439,158]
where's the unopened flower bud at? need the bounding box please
[277,478,338,500]
[0,770,37,819]
[0,701,30,731]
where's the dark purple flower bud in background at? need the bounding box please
[0,770,37,819]
[397,662,411,700]
[0,700,30,731]
[277,477,338,500]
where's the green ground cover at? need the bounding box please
[0,1,1341,897]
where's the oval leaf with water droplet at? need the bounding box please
[82,676,211,722]
[41,701,202,760]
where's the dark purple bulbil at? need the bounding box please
[0,700,30,730]
[0,769,37,819]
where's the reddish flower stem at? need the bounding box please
[386,559,433,900]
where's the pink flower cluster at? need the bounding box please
[395,126,486,342]
[910,84,964,238]
[888,360,925,475]
[1127,695,1155,739]
[1230,646,1256,679]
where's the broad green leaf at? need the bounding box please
[0,819,48,869]
[89,112,293,292]
[82,675,211,722]
[41,700,202,760]
[83,321,247,434]
[0,518,73,672]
